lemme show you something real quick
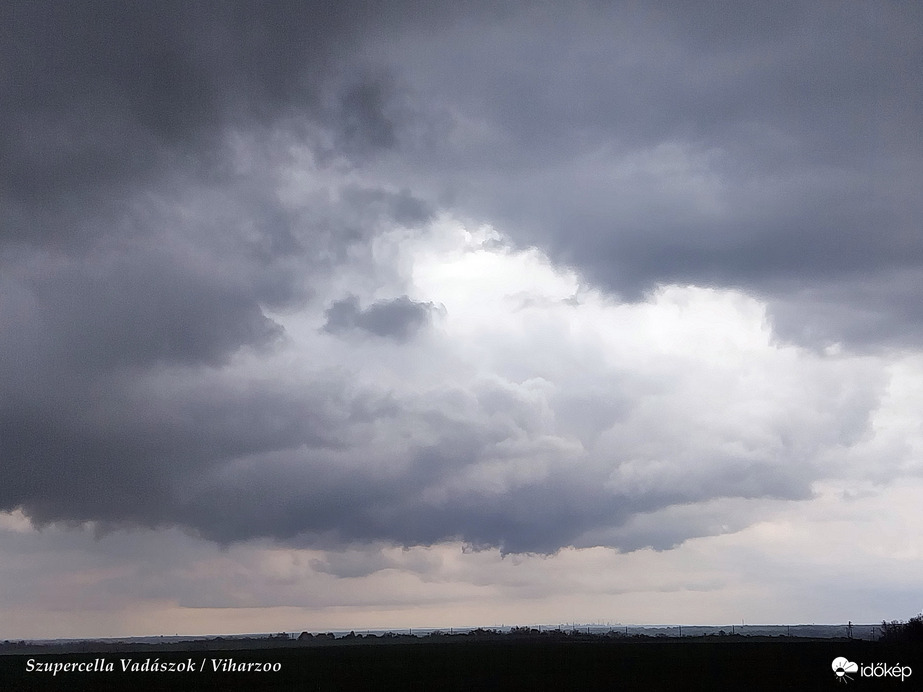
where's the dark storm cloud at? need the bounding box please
[163,437,813,555]
[0,0,382,357]
[148,361,870,555]
[766,269,923,350]
[339,186,434,228]
[2,1,318,217]
[0,0,438,246]
[0,365,388,529]
[0,2,436,537]
[337,79,398,154]
[373,0,923,348]
[0,0,440,373]
[0,1,912,556]
[323,295,436,340]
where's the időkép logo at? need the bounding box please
[832,657,912,683]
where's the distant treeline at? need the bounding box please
[7,617,919,655]
[292,626,851,644]
[880,613,923,643]
[0,626,845,656]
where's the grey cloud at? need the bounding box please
[0,1,912,558]
[158,362,876,554]
[0,0,435,252]
[309,549,396,579]
[0,2,442,398]
[337,78,398,154]
[29,253,282,370]
[339,186,434,229]
[766,268,923,350]
[368,1,923,349]
[0,370,360,529]
[167,446,799,555]
[323,295,437,340]
[0,336,880,554]
[1,1,314,216]
[0,1,416,382]
[574,501,761,553]
[7,2,922,352]
[6,370,504,548]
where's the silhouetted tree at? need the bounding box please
[880,613,923,642]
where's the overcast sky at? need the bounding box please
[2,0,923,639]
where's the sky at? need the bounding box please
[1,1,922,639]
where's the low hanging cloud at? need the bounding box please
[1,220,889,554]
[164,274,887,554]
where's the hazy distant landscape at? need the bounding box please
[0,622,884,654]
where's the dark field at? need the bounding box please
[2,638,920,691]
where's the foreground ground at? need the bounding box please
[2,637,920,690]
